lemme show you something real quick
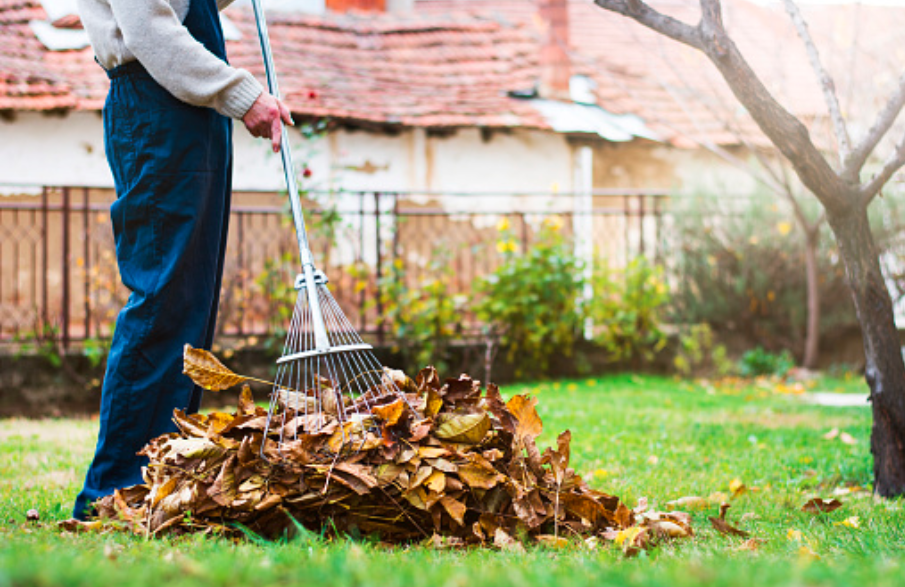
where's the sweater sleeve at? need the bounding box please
[110,0,262,119]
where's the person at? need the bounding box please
[72,0,291,519]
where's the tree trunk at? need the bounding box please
[802,228,821,369]
[827,203,905,497]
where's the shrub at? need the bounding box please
[673,323,733,377]
[379,251,465,375]
[665,193,854,355]
[588,256,670,363]
[473,218,584,378]
[738,346,795,377]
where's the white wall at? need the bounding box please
[0,112,576,197]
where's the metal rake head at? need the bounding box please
[261,271,410,457]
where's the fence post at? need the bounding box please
[358,192,366,333]
[41,187,49,329]
[83,187,90,339]
[237,210,245,336]
[374,191,384,344]
[61,187,71,350]
[638,194,646,256]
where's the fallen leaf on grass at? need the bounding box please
[735,537,765,551]
[729,478,747,498]
[823,428,839,440]
[708,503,749,538]
[666,496,709,511]
[839,432,857,445]
[802,498,843,514]
[834,516,860,529]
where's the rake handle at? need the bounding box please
[249,0,330,350]
[249,0,314,269]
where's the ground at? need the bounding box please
[2,374,903,587]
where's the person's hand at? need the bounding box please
[242,92,293,153]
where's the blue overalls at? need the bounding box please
[74,0,233,519]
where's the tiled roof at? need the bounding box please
[4,0,903,146]
[417,0,905,149]
[225,9,546,127]
[0,0,547,129]
[0,0,79,110]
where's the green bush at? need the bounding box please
[473,218,584,378]
[738,346,795,377]
[588,256,670,363]
[378,251,465,375]
[673,323,733,377]
[666,193,854,355]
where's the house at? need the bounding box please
[2,0,896,343]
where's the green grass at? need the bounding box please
[3,374,903,587]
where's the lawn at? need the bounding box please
[2,373,903,587]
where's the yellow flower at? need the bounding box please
[777,221,793,236]
[496,240,517,254]
[787,529,803,541]
[496,217,511,232]
[543,216,564,232]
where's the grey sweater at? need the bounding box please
[77,0,263,119]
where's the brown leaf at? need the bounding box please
[506,395,542,441]
[709,503,749,537]
[802,498,843,514]
[182,344,248,391]
[544,430,571,485]
[237,385,257,416]
[382,368,417,394]
[373,399,406,427]
[439,495,467,526]
[442,375,482,406]
[208,455,238,506]
[416,366,441,394]
[483,383,518,434]
[493,528,525,553]
[709,516,749,538]
[433,412,491,444]
[736,537,765,551]
[458,460,502,490]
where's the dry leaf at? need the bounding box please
[182,344,248,391]
[666,496,709,511]
[506,395,543,441]
[373,399,406,427]
[834,516,860,528]
[801,498,843,514]
[839,432,857,445]
[708,503,749,538]
[433,412,491,444]
[823,428,839,440]
[736,537,765,551]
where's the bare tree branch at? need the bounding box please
[782,0,851,167]
[592,0,701,48]
[861,131,905,204]
[596,0,848,211]
[845,73,905,182]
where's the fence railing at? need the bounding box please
[0,186,668,347]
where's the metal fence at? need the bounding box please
[0,186,667,347]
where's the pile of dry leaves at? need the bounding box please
[80,352,693,553]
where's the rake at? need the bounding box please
[249,0,408,454]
